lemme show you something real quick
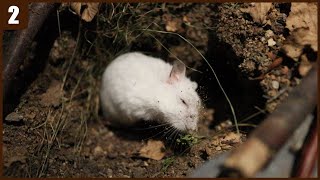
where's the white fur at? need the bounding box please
[100,52,201,132]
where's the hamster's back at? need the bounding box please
[100,52,172,125]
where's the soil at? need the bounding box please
[3,3,304,178]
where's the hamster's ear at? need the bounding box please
[167,61,186,84]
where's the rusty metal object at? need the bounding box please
[3,3,60,117]
[221,65,317,177]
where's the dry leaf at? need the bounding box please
[282,3,317,60]
[241,3,273,24]
[165,18,182,32]
[139,140,165,160]
[40,80,64,107]
[70,3,100,22]
[286,3,317,31]
[5,112,23,122]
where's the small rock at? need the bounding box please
[220,120,232,128]
[225,120,233,126]
[215,125,222,131]
[267,38,276,46]
[271,81,280,90]
[215,146,222,151]
[5,112,24,122]
[142,161,149,167]
[265,30,274,38]
[93,146,104,156]
[107,168,113,177]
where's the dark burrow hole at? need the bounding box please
[191,32,267,133]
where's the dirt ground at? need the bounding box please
[3,3,312,178]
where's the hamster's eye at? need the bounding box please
[180,98,187,106]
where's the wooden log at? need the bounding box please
[220,65,317,177]
[3,3,60,117]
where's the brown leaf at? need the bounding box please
[139,140,165,160]
[5,112,23,122]
[282,3,317,60]
[241,3,273,24]
[286,3,317,31]
[40,80,64,107]
[165,18,182,32]
[70,3,100,22]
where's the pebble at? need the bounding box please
[215,126,222,131]
[271,81,280,90]
[265,30,274,38]
[107,168,113,177]
[93,146,104,156]
[142,161,149,167]
[267,38,276,46]
[215,146,222,151]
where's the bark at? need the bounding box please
[3,3,60,117]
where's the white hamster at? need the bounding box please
[100,52,201,132]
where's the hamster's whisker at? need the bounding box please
[171,130,180,150]
[167,128,179,148]
[133,122,172,130]
[142,126,172,141]
[161,126,175,140]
